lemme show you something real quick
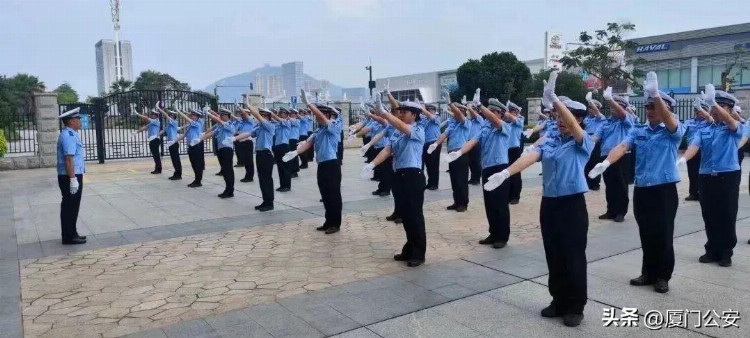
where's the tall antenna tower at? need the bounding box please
[110,0,122,81]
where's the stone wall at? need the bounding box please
[526,97,542,126]
[0,92,59,171]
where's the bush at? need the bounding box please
[0,130,8,157]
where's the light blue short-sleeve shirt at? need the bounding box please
[472,123,509,168]
[506,116,524,148]
[56,127,85,175]
[623,120,685,187]
[213,123,236,149]
[147,118,161,139]
[390,124,425,170]
[252,120,275,151]
[534,134,594,197]
[446,119,471,152]
[690,122,742,174]
[314,119,342,162]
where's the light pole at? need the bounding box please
[366,60,374,98]
[213,84,254,102]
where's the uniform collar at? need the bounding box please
[647,122,666,131]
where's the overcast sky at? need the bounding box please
[2,0,749,98]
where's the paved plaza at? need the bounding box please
[1,149,750,337]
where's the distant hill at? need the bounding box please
[204,65,344,103]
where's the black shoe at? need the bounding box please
[629,275,655,286]
[316,224,329,231]
[492,241,507,249]
[168,176,182,181]
[563,313,583,327]
[300,165,308,169]
[394,253,409,261]
[257,205,274,212]
[478,236,493,245]
[215,172,222,176]
[446,204,458,210]
[509,199,520,205]
[75,235,87,240]
[393,218,403,224]
[613,214,625,222]
[319,198,323,202]
[698,254,716,263]
[540,303,565,318]
[747,238,750,245]
[370,178,380,182]
[598,213,615,220]
[187,182,202,188]
[324,227,340,235]
[654,279,669,293]
[234,164,243,167]
[406,259,425,267]
[684,195,699,201]
[62,237,86,245]
[372,190,382,195]
[468,180,480,186]
[292,173,299,178]
[240,178,254,183]
[385,214,399,221]
[377,191,390,197]
[151,170,161,174]
[718,256,732,267]
[589,186,600,191]
[426,185,438,191]
[455,206,467,212]
[218,192,234,199]
[277,187,291,192]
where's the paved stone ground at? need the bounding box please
[1,149,750,337]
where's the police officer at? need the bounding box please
[362,95,427,267]
[683,98,712,201]
[484,72,591,327]
[57,108,87,245]
[430,91,472,212]
[298,109,311,169]
[234,107,256,183]
[678,85,741,267]
[134,108,162,174]
[421,103,442,190]
[271,108,292,192]
[285,90,343,234]
[447,98,511,248]
[175,108,205,187]
[589,72,683,293]
[505,101,525,204]
[583,93,605,190]
[466,93,484,186]
[288,109,301,177]
[242,102,276,211]
[593,87,635,222]
[359,113,391,196]
[201,108,236,198]
[159,108,184,180]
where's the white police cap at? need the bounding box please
[189,108,204,116]
[59,107,81,119]
[646,90,676,109]
[715,90,739,108]
[506,101,522,112]
[488,98,507,112]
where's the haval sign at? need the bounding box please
[636,43,670,53]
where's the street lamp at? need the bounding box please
[366,61,375,97]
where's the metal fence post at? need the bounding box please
[94,105,105,164]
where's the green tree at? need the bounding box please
[109,79,133,93]
[455,52,531,105]
[560,22,644,91]
[54,82,79,104]
[527,69,589,104]
[132,70,190,91]
[721,45,748,91]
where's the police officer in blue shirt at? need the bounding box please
[241,103,276,211]
[683,98,712,201]
[158,108,184,181]
[583,93,606,190]
[286,91,344,234]
[231,107,256,183]
[359,113,392,196]
[57,108,87,245]
[430,95,472,212]
[485,73,591,326]
[466,91,484,186]
[505,101,525,204]
[298,109,311,169]
[589,72,683,293]
[592,87,635,222]
[362,95,427,267]
[201,108,236,198]
[271,108,293,192]
[288,109,301,177]
[133,108,163,174]
[175,108,205,187]
[420,103,442,190]
[447,98,511,248]
[679,86,742,267]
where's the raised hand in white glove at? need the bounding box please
[222,137,235,148]
[483,169,510,191]
[541,94,553,110]
[444,150,463,163]
[300,89,310,105]
[347,133,356,141]
[374,93,384,113]
[702,84,717,107]
[472,88,481,106]
[588,160,611,179]
[643,71,659,99]
[692,97,704,110]
[543,71,560,104]
[189,139,200,147]
[522,145,535,155]
[523,129,534,138]
[676,157,687,169]
[282,150,299,162]
[443,89,452,104]
[461,95,467,105]
[360,143,372,156]
[360,163,376,179]
[69,177,79,195]
[603,86,613,101]
[427,143,438,154]
[585,92,593,103]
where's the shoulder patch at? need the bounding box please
[67,130,75,136]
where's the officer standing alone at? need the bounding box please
[57,107,87,245]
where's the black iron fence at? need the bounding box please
[346,102,531,127]
[0,108,37,155]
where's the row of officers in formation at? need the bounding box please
[56,71,749,328]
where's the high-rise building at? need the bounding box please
[95,39,133,95]
[254,74,284,98]
[282,61,303,99]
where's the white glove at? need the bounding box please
[461,95,467,105]
[300,89,309,105]
[360,163,376,179]
[472,88,481,106]
[603,86,613,101]
[702,84,717,107]
[427,143,438,154]
[347,133,356,141]
[69,178,79,195]
[444,150,463,163]
[588,160,611,179]
[692,97,703,110]
[375,93,384,113]
[676,157,687,169]
[543,71,560,104]
[483,169,510,191]
[155,101,161,109]
[522,145,535,155]
[384,80,390,95]
[541,94,553,110]
[523,129,534,138]
[360,144,372,156]
[130,131,139,138]
[222,137,235,148]
[189,139,200,147]
[443,89,452,104]
[585,92,593,103]
[643,71,659,99]
[166,140,176,147]
[282,150,299,162]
